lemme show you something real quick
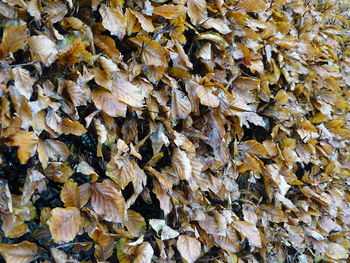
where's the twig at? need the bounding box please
[0,61,37,68]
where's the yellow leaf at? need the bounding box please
[0,241,37,263]
[274,90,289,105]
[325,243,348,260]
[8,131,38,164]
[48,207,81,243]
[61,118,87,136]
[236,0,267,12]
[153,4,187,19]
[0,24,29,55]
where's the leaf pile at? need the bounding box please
[0,0,350,262]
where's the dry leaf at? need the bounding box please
[92,87,127,117]
[177,235,201,263]
[48,207,81,243]
[60,180,80,208]
[28,35,58,66]
[153,4,187,19]
[91,179,126,223]
[130,36,168,67]
[0,241,37,263]
[187,0,207,25]
[233,221,262,248]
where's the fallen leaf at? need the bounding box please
[48,207,81,243]
[91,179,126,223]
[92,87,127,117]
[177,235,201,263]
[0,241,37,263]
[28,35,58,66]
[153,4,187,19]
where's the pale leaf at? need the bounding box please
[28,35,58,66]
[177,235,201,263]
[99,4,126,39]
[134,242,154,263]
[187,0,207,25]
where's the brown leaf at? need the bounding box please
[48,207,81,243]
[46,162,74,183]
[236,0,266,12]
[61,118,87,136]
[111,74,145,107]
[91,179,126,223]
[0,241,37,263]
[130,36,168,67]
[60,180,80,208]
[172,148,192,181]
[1,213,28,238]
[0,179,12,214]
[131,10,154,32]
[123,210,146,238]
[92,87,127,117]
[171,88,192,119]
[65,80,91,107]
[239,140,267,157]
[196,84,220,107]
[43,139,70,162]
[21,169,46,206]
[232,221,262,248]
[177,235,201,263]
